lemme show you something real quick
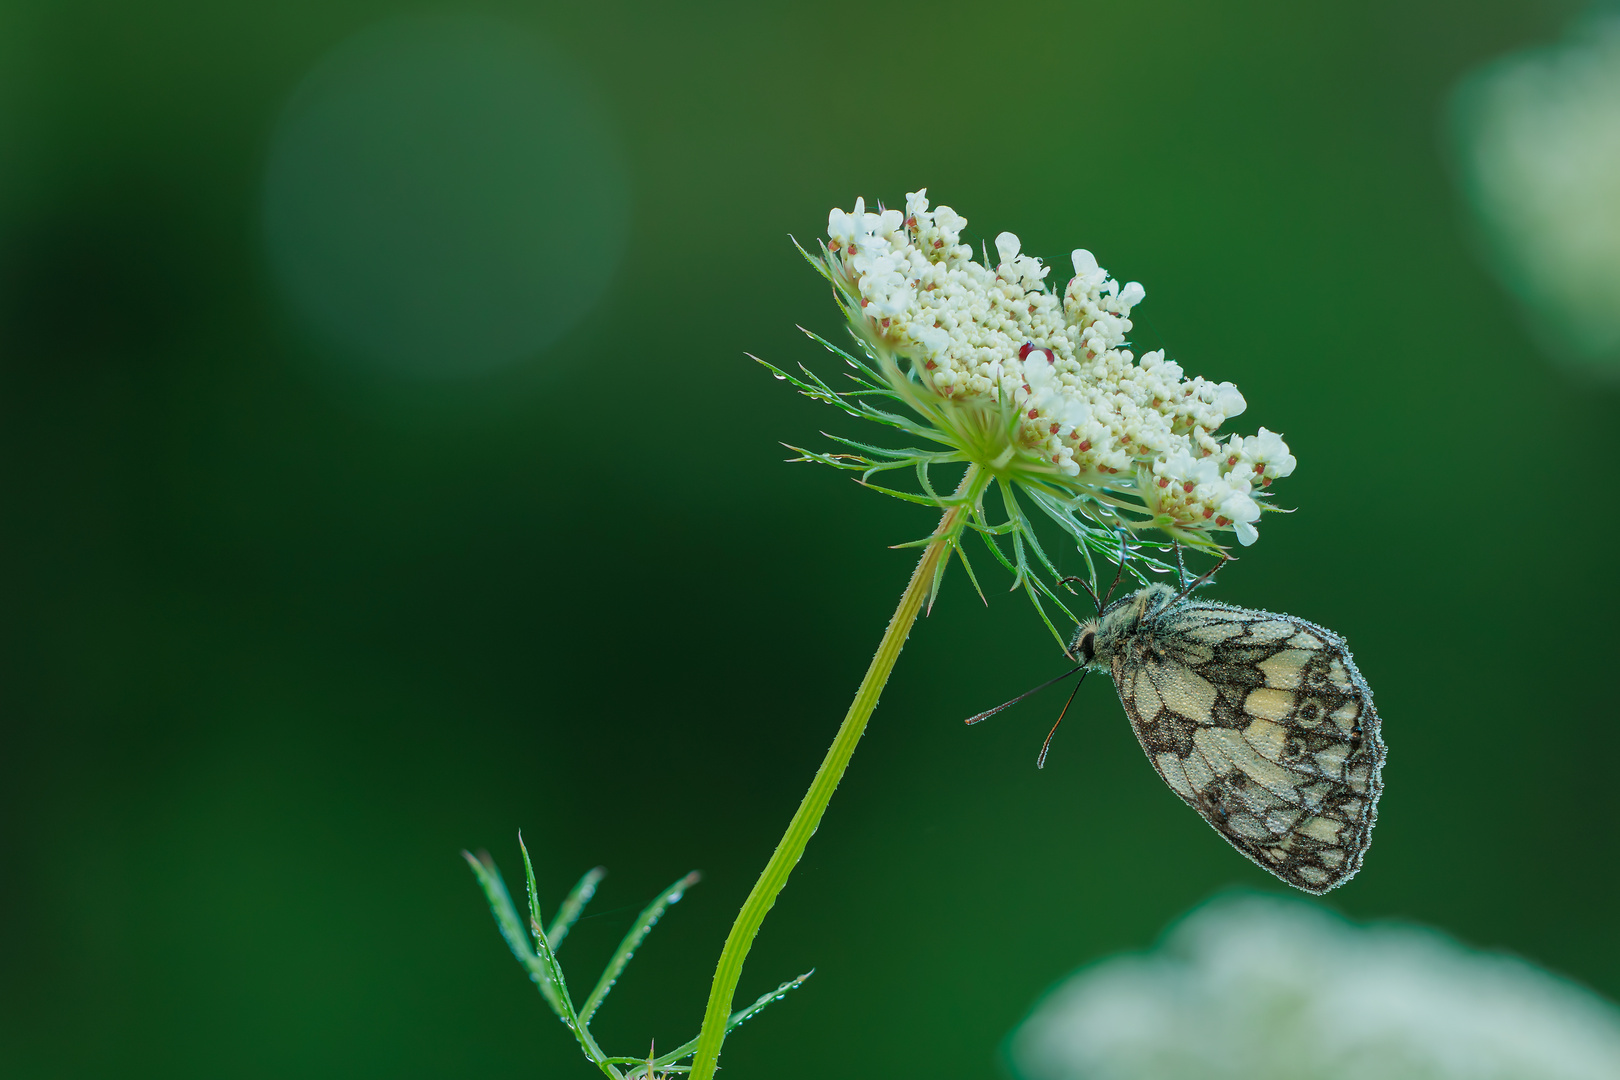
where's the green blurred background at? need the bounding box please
[3,1,1616,1076]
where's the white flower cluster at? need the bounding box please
[825,190,1296,546]
[1012,894,1620,1080]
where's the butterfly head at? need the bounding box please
[1073,584,1183,665]
[1070,621,1098,665]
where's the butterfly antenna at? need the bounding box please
[1172,553,1231,605]
[963,665,1084,726]
[1174,540,1188,591]
[1058,574,1102,616]
[1037,669,1089,769]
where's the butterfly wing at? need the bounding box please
[1110,600,1385,894]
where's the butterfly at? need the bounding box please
[967,560,1386,895]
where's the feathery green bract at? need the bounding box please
[760,340,1177,648]
[465,841,810,1079]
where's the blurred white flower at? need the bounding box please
[1011,893,1620,1080]
[1452,14,1620,373]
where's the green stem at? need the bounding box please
[687,466,983,1080]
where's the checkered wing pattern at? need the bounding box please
[1111,600,1385,894]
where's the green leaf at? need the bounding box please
[646,972,815,1071]
[1000,482,1062,580]
[915,457,944,506]
[783,444,871,469]
[975,517,1024,578]
[888,531,947,550]
[798,324,890,387]
[518,833,544,940]
[858,458,924,483]
[465,849,560,1010]
[853,480,953,508]
[795,323,857,362]
[751,356,862,416]
[463,850,619,1077]
[1008,523,1031,592]
[838,385,909,400]
[548,865,607,951]
[963,508,1019,537]
[822,433,945,460]
[1021,575,1079,653]
[711,971,815,1040]
[955,541,988,606]
[861,459,926,485]
[578,872,702,1028]
[790,235,831,278]
[850,405,953,443]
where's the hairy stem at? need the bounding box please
[688,467,983,1080]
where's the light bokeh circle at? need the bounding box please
[263,14,630,378]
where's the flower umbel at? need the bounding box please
[766,189,1296,636]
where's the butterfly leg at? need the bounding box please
[1100,529,1130,609]
[1171,553,1231,604]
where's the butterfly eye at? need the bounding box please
[1075,629,1096,663]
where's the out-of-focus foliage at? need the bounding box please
[1452,12,1620,374]
[262,14,629,378]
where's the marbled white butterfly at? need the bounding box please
[968,563,1386,894]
